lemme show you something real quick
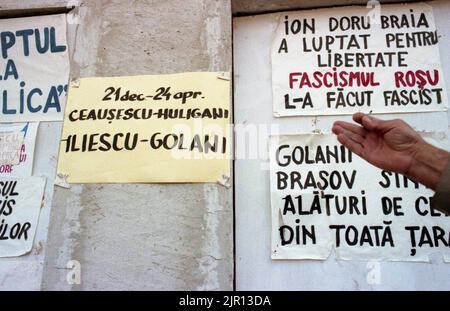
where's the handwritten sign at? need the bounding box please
[271,3,449,116]
[0,123,38,177]
[0,14,69,122]
[270,134,450,262]
[57,72,231,183]
[0,131,23,165]
[0,177,46,257]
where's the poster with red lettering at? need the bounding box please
[0,122,38,177]
[271,3,449,116]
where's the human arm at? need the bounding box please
[332,113,450,215]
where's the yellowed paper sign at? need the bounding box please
[57,72,231,183]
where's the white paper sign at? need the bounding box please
[270,134,450,261]
[0,131,23,165]
[0,122,39,177]
[271,3,449,116]
[0,14,69,122]
[0,177,46,257]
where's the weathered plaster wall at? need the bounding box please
[0,0,233,291]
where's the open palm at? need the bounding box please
[332,113,423,175]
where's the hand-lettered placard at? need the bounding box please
[0,122,39,177]
[270,134,450,262]
[57,72,231,183]
[0,177,46,257]
[271,3,449,116]
[0,131,23,165]
[0,14,70,122]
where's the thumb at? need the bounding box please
[361,115,381,131]
[354,113,386,131]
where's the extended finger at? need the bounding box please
[352,112,365,124]
[333,121,367,137]
[336,134,364,156]
[354,114,388,132]
[333,125,365,144]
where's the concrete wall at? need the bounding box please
[0,0,233,291]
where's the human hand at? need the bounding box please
[331,113,424,176]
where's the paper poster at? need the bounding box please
[0,131,23,165]
[0,177,46,257]
[57,72,231,183]
[270,134,450,261]
[0,123,39,177]
[0,14,70,122]
[271,3,449,116]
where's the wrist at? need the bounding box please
[406,140,428,181]
[411,139,430,164]
[408,139,450,190]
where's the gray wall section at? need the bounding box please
[41,0,233,291]
[0,0,232,290]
